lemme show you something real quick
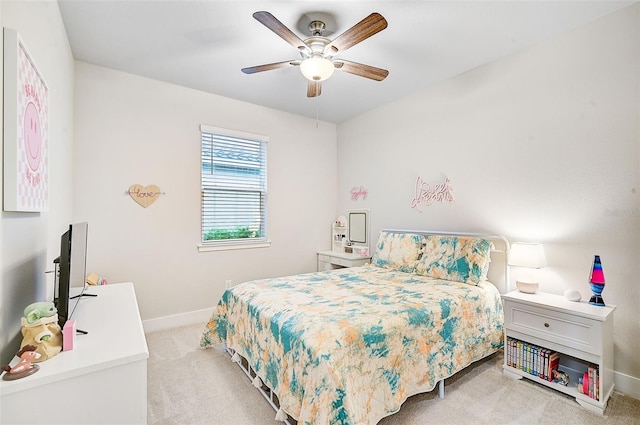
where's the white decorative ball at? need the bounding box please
[564,289,581,302]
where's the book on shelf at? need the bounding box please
[580,367,600,400]
[532,344,538,376]
[588,366,599,400]
[506,336,600,399]
[540,348,549,381]
[548,352,560,382]
[508,337,515,367]
[587,367,594,398]
[506,337,560,383]
[544,348,550,381]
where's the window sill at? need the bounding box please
[197,240,271,252]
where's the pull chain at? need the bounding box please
[316,94,319,128]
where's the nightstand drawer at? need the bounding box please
[504,300,602,355]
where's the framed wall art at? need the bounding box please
[3,27,49,212]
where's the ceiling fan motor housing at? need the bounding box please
[303,36,331,57]
[308,20,326,36]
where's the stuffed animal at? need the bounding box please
[23,302,57,325]
[20,302,62,362]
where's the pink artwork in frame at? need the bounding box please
[3,28,49,212]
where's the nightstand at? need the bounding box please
[502,290,615,414]
[317,250,371,271]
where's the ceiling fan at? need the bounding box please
[241,11,389,97]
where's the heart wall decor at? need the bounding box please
[128,184,163,208]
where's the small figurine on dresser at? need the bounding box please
[1,345,41,380]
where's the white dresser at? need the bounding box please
[0,282,148,424]
[502,290,615,414]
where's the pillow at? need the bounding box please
[371,231,423,273]
[414,235,493,284]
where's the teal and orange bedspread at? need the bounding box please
[201,265,503,425]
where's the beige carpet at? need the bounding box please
[147,324,640,425]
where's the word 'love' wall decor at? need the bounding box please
[127,184,164,208]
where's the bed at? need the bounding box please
[200,230,509,425]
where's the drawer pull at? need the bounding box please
[544,322,550,328]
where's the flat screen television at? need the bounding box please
[54,222,89,329]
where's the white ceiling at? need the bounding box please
[57,1,635,124]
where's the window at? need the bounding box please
[200,125,268,250]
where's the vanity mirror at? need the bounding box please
[348,209,370,254]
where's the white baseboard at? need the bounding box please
[614,370,640,400]
[142,307,213,334]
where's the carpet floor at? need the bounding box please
[147,323,640,425]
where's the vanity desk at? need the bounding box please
[319,209,371,271]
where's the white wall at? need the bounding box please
[338,5,640,391]
[72,62,337,323]
[0,0,75,364]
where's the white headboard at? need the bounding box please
[381,229,511,294]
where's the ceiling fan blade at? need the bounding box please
[307,80,322,97]
[334,60,389,81]
[241,60,298,74]
[325,13,387,54]
[253,11,311,54]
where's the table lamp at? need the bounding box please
[508,242,547,293]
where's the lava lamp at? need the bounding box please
[589,255,606,306]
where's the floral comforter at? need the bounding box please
[200,265,503,425]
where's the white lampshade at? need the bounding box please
[509,242,547,268]
[300,57,335,81]
[509,242,546,293]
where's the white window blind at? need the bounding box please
[200,126,267,247]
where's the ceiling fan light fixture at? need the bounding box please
[300,57,334,81]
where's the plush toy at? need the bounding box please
[20,302,62,362]
[23,302,57,324]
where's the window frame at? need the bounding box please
[198,124,270,252]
